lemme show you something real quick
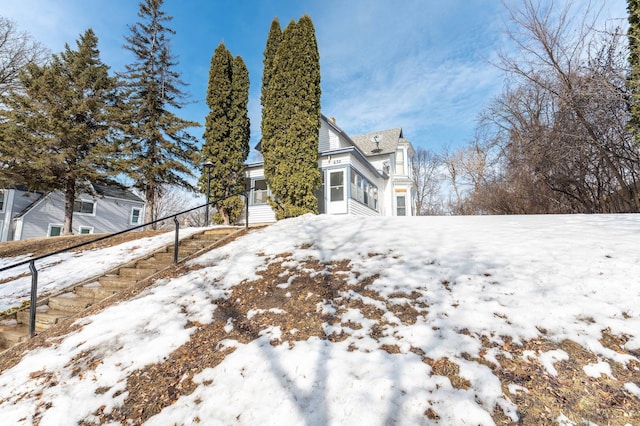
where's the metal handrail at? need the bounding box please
[0,190,249,337]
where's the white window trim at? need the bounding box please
[329,170,345,202]
[48,223,63,237]
[349,168,378,211]
[0,190,5,213]
[396,195,407,216]
[130,207,143,225]
[78,226,94,235]
[250,179,270,206]
[73,198,97,216]
[395,147,406,176]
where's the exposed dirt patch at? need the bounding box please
[2,249,639,425]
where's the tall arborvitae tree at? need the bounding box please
[121,0,199,226]
[629,0,640,140]
[260,18,282,182]
[262,15,321,219]
[200,43,250,225]
[0,29,120,234]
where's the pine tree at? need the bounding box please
[262,16,321,219]
[0,29,120,234]
[200,43,250,225]
[628,0,640,139]
[121,0,199,226]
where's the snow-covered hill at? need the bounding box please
[0,214,639,425]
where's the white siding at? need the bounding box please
[348,199,379,216]
[0,189,13,242]
[248,205,276,224]
[20,192,66,239]
[18,191,145,240]
[319,122,330,152]
[246,167,266,179]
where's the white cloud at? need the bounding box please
[313,0,629,149]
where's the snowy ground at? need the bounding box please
[0,214,639,425]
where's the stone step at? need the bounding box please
[136,258,173,269]
[17,309,71,332]
[204,228,236,236]
[0,324,29,349]
[75,283,119,301]
[118,267,157,278]
[151,252,177,262]
[98,275,137,288]
[48,293,94,313]
[178,240,210,249]
[192,233,224,241]
[182,246,203,253]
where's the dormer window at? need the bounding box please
[73,199,96,215]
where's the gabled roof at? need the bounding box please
[350,128,404,156]
[91,182,144,203]
[12,192,45,219]
[254,114,410,159]
[9,181,143,219]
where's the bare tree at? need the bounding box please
[474,0,640,213]
[411,147,445,215]
[152,185,205,229]
[441,145,465,214]
[0,17,48,97]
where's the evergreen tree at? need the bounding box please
[260,18,282,182]
[0,29,120,234]
[628,0,640,139]
[121,0,199,226]
[262,16,321,219]
[200,43,250,225]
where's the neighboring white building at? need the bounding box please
[0,182,146,241]
[245,115,416,224]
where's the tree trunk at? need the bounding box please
[218,203,230,226]
[63,179,76,235]
[145,186,156,230]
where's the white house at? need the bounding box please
[245,115,416,224]
[0,182,146,242]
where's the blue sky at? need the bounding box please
[1,0,629,159]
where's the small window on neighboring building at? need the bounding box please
[396,195,406,216]
[0,190,4,212]
[79,226,93,235]
[252,179,269,205]
[330,171,344,202]
[73,199,96,215]
[131,207,143,225]
[48,224,63,237]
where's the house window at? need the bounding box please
[0,190,4,212]
[251,179,269,205]
[329,171,344,202]
[395,148,405,175]
[396,195,406,216]
[79,226,94,235]
[48,224,63,237]
[73,199,96,215]
[350,169,378,210]
[131,207,143,225]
